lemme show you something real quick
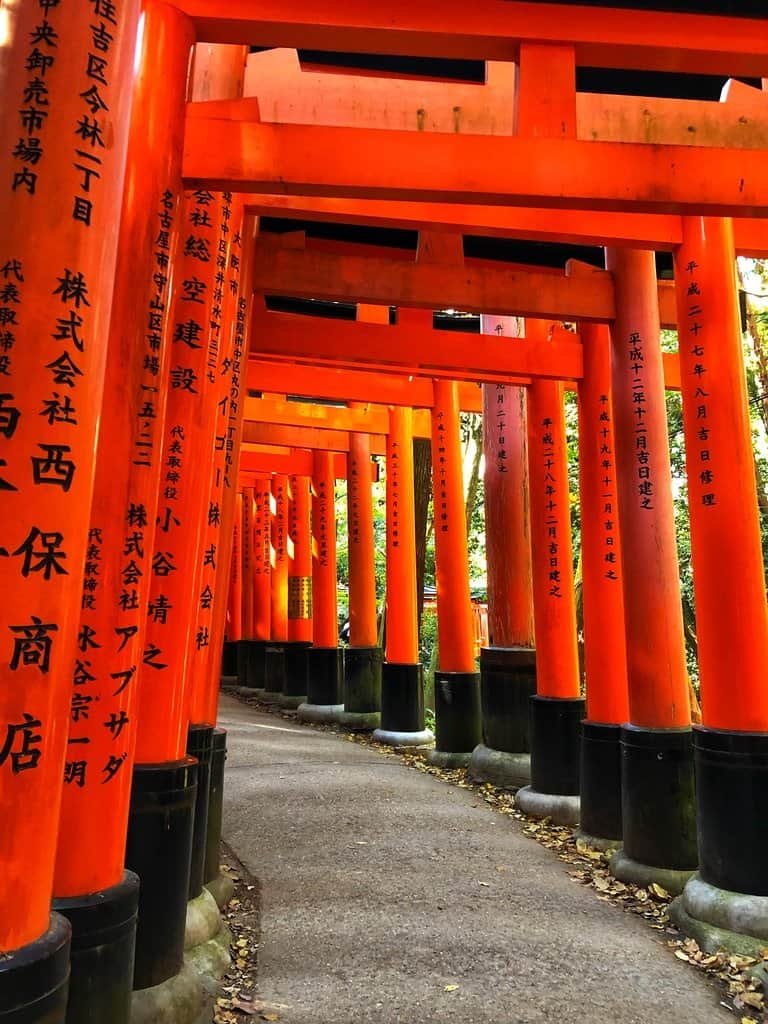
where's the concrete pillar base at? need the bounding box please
[204,874,235,912]
[609,848,694,897]
[184,888,222,950]
[467,744,531,789]
[297,702,344,724]
[669,874,768,957]
[130,958,208,1024]
[515,785,580,826]
[426,749,472,768]
[573,830,622,854]
[372,727,434,749]
[220,676,238,688]
[338,709,381,731]
[274,693,306,710]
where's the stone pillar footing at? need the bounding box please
[515,785,580,826]
[467,744,531,789]
[433,670,481,759]
[297,702,344,724]
[205,874,235,912]
[372,727,434,749]
[126,759,197,991]
[53,870,139,1024]
[130,958,207,1024]
[479,646,537,754]
[0,913,70,1024]
[573,830,622,854]
[670,874,768,957]
[579,720,623,847]
[609,848,694,897]
[426,748,473,768]
[343,646,383,730]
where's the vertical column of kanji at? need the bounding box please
[282,474,312,708]
[203,214,256,716]
[186,189,244,715]
[427,380,481,767]
[237,476,270,696]
[341,427,382,731]
[672,219,768,939]
[473,315,536,790]
[300,450,343,723]
[577,322,629,849]
[127,188,227,995]
[605,247,696,892]
[222,491,242,680]
[0,0,138,1018]
[238,483,255,689]
[47,5,194,1021]
[264,473,289,699]
[514,320,583,825]
[374,406,432,748]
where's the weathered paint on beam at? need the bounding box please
[183,118,768,217]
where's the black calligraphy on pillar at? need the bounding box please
[683,261,715,508]
[597,396,620,582]
[627,331,654,511]
[540,418,562,599]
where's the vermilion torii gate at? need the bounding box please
[3,3,768,1022]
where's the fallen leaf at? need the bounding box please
[444,984,460,993]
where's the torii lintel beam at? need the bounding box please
[251,241,679,327]
[245,195,768,259]
[183,119,768,217]
[238,448,379,479]
[246,360,483,411]
[172,0,768,78]
[242,423,387,455]
[244,396,432,436]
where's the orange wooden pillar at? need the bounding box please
[428,380,481,765]
[516,320,583,823]
[577,322,629,845]
[606,247,696,888]
[128,40,247,989]
[282,475,312,707]
[300,451,344,722]
[474,315,536,786]
[45,3,193,1018]
[237,476,272,694]
[341,428,383,730]
[0,0,138,1013]
[673,218,768,920]
[374,406,432,747]
[264,473,289,698]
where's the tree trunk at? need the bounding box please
[464,416,483,536]
[413,436,432,631]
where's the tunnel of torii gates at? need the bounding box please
[5,1,768,1021]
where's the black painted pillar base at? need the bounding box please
[577,721,623,847]
[262,643,287,702]
[221,640,237,679]
[187,725,213,900]
[339,646,383,730]
[480,646,537,752]
[373,663,433,747]
[609,725,697,896]
[278,640,311,708]
[54,871,139,1024]
[515,695,584,826]
[242,640,269,692]
[299,647,344,723]
[669,729,768,952]
[468,646,536,787]
[0,914,70,1024]
[204,729,227,887]
[235,640,249,687]
[126,759,197,991]
[427,670,481,767]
